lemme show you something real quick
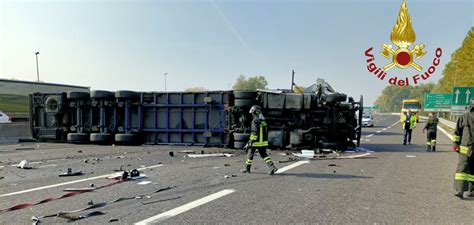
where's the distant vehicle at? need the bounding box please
[401,99,421,122]
[0,111,12,124]
[362,114,374,127]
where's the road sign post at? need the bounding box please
[424,93,452,112]
[451,87,474,115]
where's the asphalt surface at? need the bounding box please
[0,114,471,224]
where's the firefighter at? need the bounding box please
[423,112,439,152]
[453,98,474,199]
[400,110,417,145]
[241,105,278,175]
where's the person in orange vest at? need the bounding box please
[241,105,278,175]
[453,98,474,199]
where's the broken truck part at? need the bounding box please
[29,78,363,151]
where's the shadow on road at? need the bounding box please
[276,172,372,179]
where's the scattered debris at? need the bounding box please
[231,174,237,177]
[116,156,125,159]
[278,157,297,163]
[114,166,124,172]
[292,150,315,159]
[406,155,416,158]
[88,200,94,206]
[178,150,194,153]
[90,183,95,187]
[0,176,3,180]
[224,164,230,167]
[63,187,96,192]
[333,170,336,173]
[77,150,83,153]
[328,164,338,167]
[59,168,84,177]
[169,152,175,157]
[83,159,89,163]
[224,175,237,178]
[186,153,235,158]
[109,218,119,222]
[279,152,289,156]
[18,138,37,143]
[141,196,181,205]
[93,158,101,161]
[15,147,35,151]
[224,175,230,179]
[17,160,32,169]
[137,181,152,185]
[58,211,105,222]
[213,167,220,169]
[337,152,372,159]
[31,216,40,225]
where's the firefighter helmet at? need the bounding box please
[249,105,261,115]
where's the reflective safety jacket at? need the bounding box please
[453,112,474,156]
[424,116,439,132]
[249,117,268,147]
[400,114,417,130]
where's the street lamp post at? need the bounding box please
[35,52,40,82]
[164,73,168,92]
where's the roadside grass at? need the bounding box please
[0,94,29,118]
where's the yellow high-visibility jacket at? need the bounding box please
[400,114,417,130]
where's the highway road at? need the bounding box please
[0,114,471,224]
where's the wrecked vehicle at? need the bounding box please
[29,79,363,151]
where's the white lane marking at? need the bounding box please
[438,125,453,140]
[364,139,371,142]
[390,121,400,127]
[376,131,382,133]
[382,128,387,131]
[366,134,374,138]
[0,164,163,197]
[275,160,309,174]
[135,189,236,225]
[37,164,57,168]
[406,155,416,158]
[338,152,371,159]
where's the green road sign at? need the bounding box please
[424,93,452,112]
[452,86,474,115]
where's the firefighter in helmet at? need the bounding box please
[423,112,439,152]
[453,98,474,199]
[242,105,278,175]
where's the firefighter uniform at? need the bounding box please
[453,98,474,199]
[400,111,417,145]
[424,114,439,152]
[242,106,278,175]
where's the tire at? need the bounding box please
[233,133,250,142]
[115,133,139,143]
[233,91,257,99]
[234,99,254,107]
[324,93,347,103]
[90,133,112,142]
[67,133,89,143]
[67,91,90,100]
[45,96,60,113]
[91,90,114,99]
[234,141,246,149]
[115,90,139,99]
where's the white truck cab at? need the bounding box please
[0,111,12,123]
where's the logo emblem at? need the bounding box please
[381,0,426,71]
[364,0,442,86]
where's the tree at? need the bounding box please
[434,27,474,93]
[232,75,268,91]
[374,83,435,112]
[184,87,209,92]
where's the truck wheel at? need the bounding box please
[234,141,246,149]
[233,133,250,142]
[90,133,112,143]
[91,90,114,99]
[234,99,254,107]
[67,91,90,100]
[324,93,347,103]
[233,91,257,99]
[67,133,89,143]
[45,96,60,113]
[115,133,140,143]
[115,90,139,99]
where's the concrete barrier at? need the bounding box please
[0,122,31,143]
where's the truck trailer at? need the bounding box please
[29,79,363,151]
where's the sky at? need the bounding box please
[0,0,473,105]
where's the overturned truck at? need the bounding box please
[29,79,363,151]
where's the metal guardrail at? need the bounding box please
[420,116,455,129]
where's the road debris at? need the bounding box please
[59,168,84,177]
[186,153,235,158]
[114,166,124,172]
[406,155,416,158]
[83,159,89,163]
[31,216,40,225]
[224,164,230,167]
[328,164,338,167]
[17,160,32,169]
[116,156,125,159]
[77,150,83,153]
[137,181,152,185]
[109,218,119,222]
[169,152,175,157]
[15,147,35,151]
[63,187,96,192]
[292,150,315,159]
[178,150,194,153]
[141,196,182,205]
[278,157,297,163]
[58,211,105,222]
